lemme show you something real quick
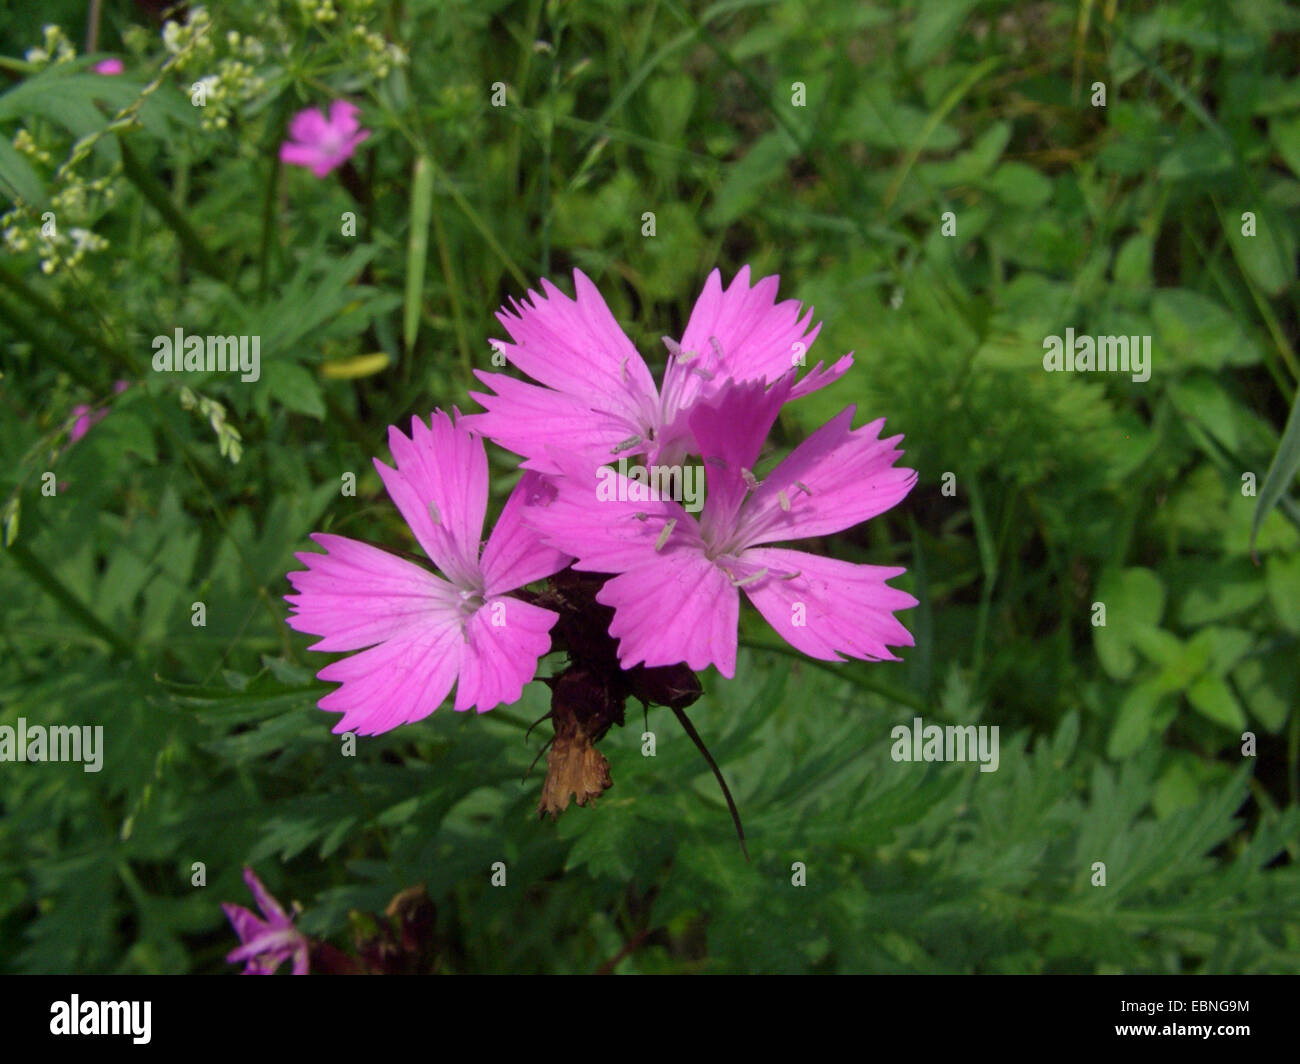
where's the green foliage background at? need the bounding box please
[1,0,1298,973]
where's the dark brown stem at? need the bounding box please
[595,924,653,975]
[669,704,749,862]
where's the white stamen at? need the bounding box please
[654,519,676,552]
[778,489,791,512]
[611,434,642,455]
[732,568,768,588]
[741,468,760,489]
[795,480,812,496]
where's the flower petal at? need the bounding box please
[491,269,659,427]
[279,142,326,169]
[662,266,823,418]
[525,447,700,573]
[373,412,487,588]
[454,596,558,711]
[285,532,462,652]
[243,866,290,925]
[287,106,329,144]
[597,549,739,677]
[222,903,266,947]
[327,99,361,137]
[734,548,916,662]
[315,618,464,735]
[479,472,571,597]
[736,407,916,547]
[688,374,794,538]
[464,372,635,474]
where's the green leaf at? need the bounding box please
[1094,567,1166,680]
[981,162,1052,209]
[708,131,798,227]
[1251,383,1300,557]
[1226,203,1297,296]
[1268,114,1300,180]
[1113,233,1154,290]
[1174,558,1266,626]
[1151,289,1263,370]
[0,135,46,207]
[1232,653,1294,732]
[1185,672,1247,730]
[1108,678,1166,758]
[259,361,325,419]
[1156,132,1233,180]
[404,155,434,352]
[906,0,980,68]
[1265,552,1300,633]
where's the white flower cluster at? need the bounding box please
[1,138,116,275]
[24,24,76,68]
[347,24,407,80]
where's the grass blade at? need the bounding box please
[403,154,434,354]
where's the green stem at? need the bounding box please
[258,154,281,298]
[118,137,226,283]
[425,154,530,290]
[429,196,472,387]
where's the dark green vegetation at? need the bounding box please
[1,0,1298,973]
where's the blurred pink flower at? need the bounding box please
[279,100,370,178]
[66,382,129,445]
[222,868,310,975]
[93,58,124,75]
[464,266,852,475]
[67,404,105,444]
[528,375,917,678]
[285,411,569,734]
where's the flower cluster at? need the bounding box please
[287,268,917,741]
[23,24,77,68]
[1,170,117,275]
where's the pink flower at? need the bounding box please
[527,375,918,678]
[66,382,128,445]
[464,267,853,475]
[93,58,124,75]
[279,100,370,178]
[222,867,310,975]
[67,404,105,444]
[285,411,570,735]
